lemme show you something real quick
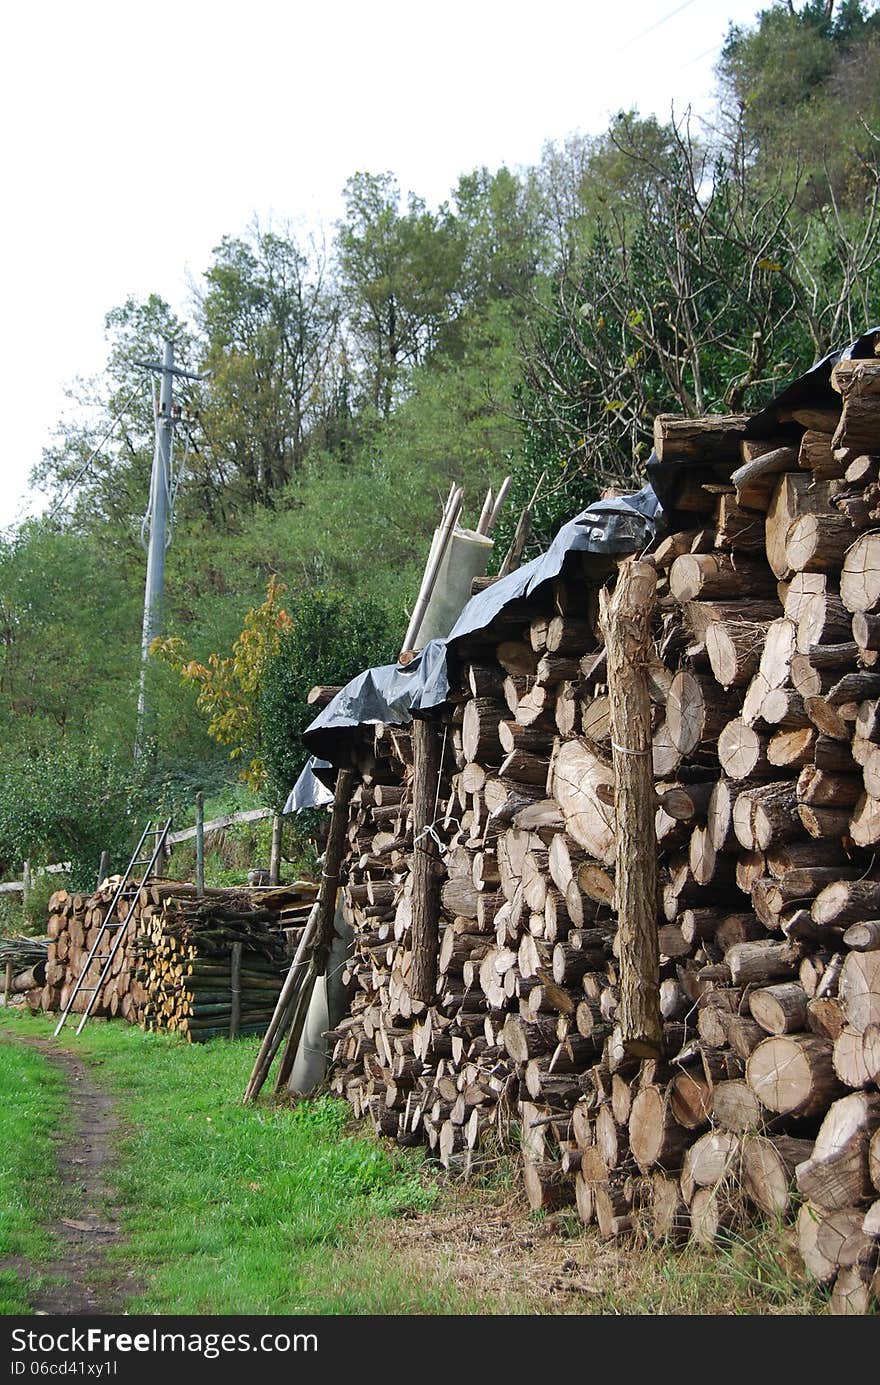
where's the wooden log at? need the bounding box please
[813,882,880,930]
[680,1129,739,1203]
[600,558,662,1059]
[766,473,830,581]
[838,950,880,1033]
[550,739,615,864]
[629,1085,691,1173]
[410,718,443,1004]
[732,781,800,852]
[718,720,771,780]
[731,445,798,510]
[797,590,852,653]
[746,1034,845,1119]
[748,982,809,1036]
[669,552,776,604]
[741,1135,814,1218]
[667,672,735,756]
[841,532,880,614]
[796,1091,880,1211]
[791,646,860,698]
[784,512,856,575]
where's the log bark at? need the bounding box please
[600,558,662,1058]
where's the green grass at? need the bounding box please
[0,1011,488,1314]
[0,1026,68,1312]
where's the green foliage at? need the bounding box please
[259,589,396,809]
[197,224,340,508]
[337,172,466,415]
[0,742,146,889]
[717,0,880,205]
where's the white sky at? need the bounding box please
[0,0,769,529]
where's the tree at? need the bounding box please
[196,224,340,509]
[32,295,197,536]
[259,588,395,809]
[337,172,465,416]
[151,575,293,793]
[508,107,880,554]
[716,0,880,206]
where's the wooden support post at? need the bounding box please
[229,941,242,1039]
[3,960,12,1008]
[96,851,110,891]
[21,860,31,923]
[269,813,283,886]
[601,557,663,1059]
[195,792,205,899]
[313,768,356,975]
[411,716,442,1003]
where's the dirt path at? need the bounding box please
[1,1036,134,1314]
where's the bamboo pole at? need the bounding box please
[498,472,546,577]
[96,850,110,891]
[487,475,512,534]
[600,557,663,1059]
[269,813,283,886]
[3,960,12,1008]
[401,487,464,656]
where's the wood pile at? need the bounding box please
[327,350,880,1312]
[30,879,317,1043]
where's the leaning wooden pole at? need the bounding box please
[410,717,443,1002]
[313,767,357,975]
[600,556,663,1059]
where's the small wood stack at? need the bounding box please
[1,934,48,1000]
[31,879,317,1042]
[325,346,880,1312]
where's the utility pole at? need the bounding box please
[134,340,205,757]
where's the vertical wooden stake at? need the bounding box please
[96,851,110,891]
[195,792,205,899]
[269,813,283,886]
[600,557,663,1059]
[411,717,442,1003]
[313,768,356,975]
[22,860,31,924]
[3,960,13,1008]
[229,940,242,1039]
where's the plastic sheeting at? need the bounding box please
[303,483,662,764]
[283,757,335,813]
[410,526,494,649]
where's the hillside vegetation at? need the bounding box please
[2,0,880,888]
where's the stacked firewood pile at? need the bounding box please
[328,351,880,1312]
[31,880,317,1042]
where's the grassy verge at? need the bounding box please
[0,1025,67,1313]
[0,1011,492,1313]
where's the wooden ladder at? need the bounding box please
[53,818,173,1037]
